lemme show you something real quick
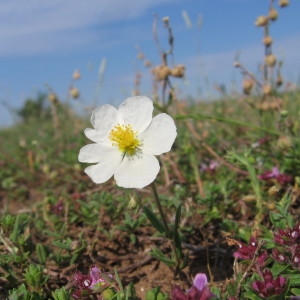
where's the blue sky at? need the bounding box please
[1,0,300,127]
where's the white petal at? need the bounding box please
[78,143,113,163]
[84,128,104,143]
[83,150,123,184]
[90,104,123,135]
[118,96,153,133]
[140,113,177,155]
[114,153,159,189]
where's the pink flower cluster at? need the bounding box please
[232,222,300,298]
[258,167,292,185]
[252,269,286,298]
[72,266,113,299]
[233,237,288,297]
[273,222,300,269]
[233,237,268,267]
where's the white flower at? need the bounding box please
[78,96,177,189]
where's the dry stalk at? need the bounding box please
[235,0,288,98]
[150,15,184,104]
[159,154,171,187]
[48,93,61,140]
[166,152,186,184]
[185,119,249,176]
[235,240,265,299]
[201,143,249,176]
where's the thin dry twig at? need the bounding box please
[235,240,265,298]
[201,142,249,176]
[161,152,186,184]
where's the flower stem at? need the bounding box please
[151,181,182,274]
[151,182,170,236]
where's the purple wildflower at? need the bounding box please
[51,199,64,215]
[274,222,300,246]
[232,237,267,268]
[272,248,289,263]
[252,269,287,298]
[89,266,104,287]
[71,266,113,299]
[72,271,93,298]
[200,161,219,174]
[171,273,214,300]
[251,136,271,148]
[258,167,292,185]
[291,245,300,269]
[233,237,258,260]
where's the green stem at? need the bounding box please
[227,150,263,226]
[151,182,181,273]
[151,182,170,236]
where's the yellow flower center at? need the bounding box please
[109,124,141,156]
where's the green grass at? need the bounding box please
[1,90,300,299]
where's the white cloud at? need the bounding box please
[0,0,177,56]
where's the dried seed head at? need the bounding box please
[265,54,277,67]
[263,36,273,46]
[162,16,170,24]
[72,69,81,80]
[279,0,289,7]
[268,185,280,197]
[69,87,80,99]
[262,84,272,96]
[255,16,268,27]
[268,8,279,21]
[257,101,270,111]
[170,64,185,78]
[233,61,241,68]
[48,93,58,103]
[276,76,283,87]
[242,79,254,94]
[277,135,292,150]
[269,98,282,110]
[152,65,171,81]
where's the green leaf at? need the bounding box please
[242,291,263,300]
[174,204,181,233]
[114,268,124,295]
[143,206,166,234]
[9,215,20,243]
[172,228,182,259]
[36,243,47,264]
[270,262,289,277]
[70,253,78,264]
[52,240,72,250]
[52,287,72,300]
[8,284,32,300]
[291,288,300,296]
[284,273,300,286]
[146,287,168,300]
[23,264,48,290]
[124,282,138,300]
[151,248,175,267]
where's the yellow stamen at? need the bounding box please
[109,124,141,156]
